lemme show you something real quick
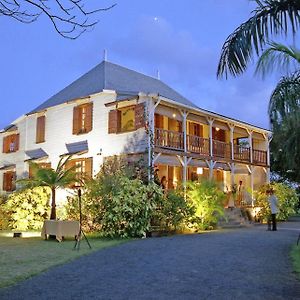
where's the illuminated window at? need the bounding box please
[119,106,135,132]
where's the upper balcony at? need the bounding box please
[154,127,268,166]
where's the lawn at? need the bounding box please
[0,233,128,289]
[291,244,300,279]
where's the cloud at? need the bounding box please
[108,15,274,129]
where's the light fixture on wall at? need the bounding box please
[196,167,203,175]
[216,127,220,131]
[172,113,176,118]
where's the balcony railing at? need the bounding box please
[253,149,267,165]
[234,144,250,162]
[154,128,184,150]
[154,128,268,165]
[187,135,210,156]
[213,140,231,160]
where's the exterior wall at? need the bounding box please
[0,92,148,194]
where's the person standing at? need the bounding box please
[267,188,279,231]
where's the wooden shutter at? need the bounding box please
[85,103,93,133]
[3,136,8,153]
[14,134,20,151]
[177,120,182,132]
[108,110,120,133]
[155,114,164,129]
[73,106,80,135]
[85,157,93,179]
[36,116,46,143]
[3,171,15,191]
[135,103,145,130]
[3,172,7,191]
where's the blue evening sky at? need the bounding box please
[0,0,281,130]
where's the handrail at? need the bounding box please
[154,128,184,150]
[187,135,210,156]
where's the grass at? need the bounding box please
[0,233,128,289]
[291,244,300,279]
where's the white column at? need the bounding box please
[248,130,253,164]
[247,165,254,206]
[207,118,214,157]
[265,133,271,184]
[230,163,235,187]
[229,124,235,160]
[147,99,154,181]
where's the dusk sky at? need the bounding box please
[0,0,282,130]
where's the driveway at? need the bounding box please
[1,219,300,300]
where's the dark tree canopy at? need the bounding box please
[0,0,116,39]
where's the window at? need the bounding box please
[65,157,92,186]
[73,103,93,135]
[108,103,145,134]
[36,116,46,143]
[3,134,19,153]
[120,106,135,132]
[29,162,51,179]
[3,171,16,192]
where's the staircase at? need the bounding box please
[218,208,253,229]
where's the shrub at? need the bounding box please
[64,192,101,232]
[186,180,226,230]
[95,174,163,238]
[154,189,192,231]
[4,187,50,231]
[0,194,9,230]
[254,182,298,222]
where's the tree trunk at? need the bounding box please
[50,187,56,220]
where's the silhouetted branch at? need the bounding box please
[0,0,116,39]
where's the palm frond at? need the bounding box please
[269,70,300,125]
[217,0,300,78]
[255,42,300,77]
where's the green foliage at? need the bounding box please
[186,180,226,230]
[154,189,192,231]
[65,157,164,237]
[0,194,9,230]
[4,187,50,231]
[218,0,300,78]
[254,182,298,221]
[18,155,77,220]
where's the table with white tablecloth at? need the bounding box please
[41,220,80,242]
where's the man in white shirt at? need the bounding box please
[267,188,279,231]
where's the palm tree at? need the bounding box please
[217,0,300,78]
[18,155,77,220]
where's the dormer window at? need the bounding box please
[73,103,93,135]
[3,134,20,153]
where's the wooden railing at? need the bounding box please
[154,128,268,165]
[234,144,250,162]
[212,140,231,159]
[253,149,267,165]
[154,128,184,150]
[187,135,210,156]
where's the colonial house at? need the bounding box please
[0,60,271,205]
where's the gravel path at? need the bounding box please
[1,219,300,300]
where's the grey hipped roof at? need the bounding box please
[29,61,198,114]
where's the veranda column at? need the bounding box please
[229,124,235,160]
[207,117,214,157]
[247,130,253,164]
[247,165,254,206]
[230,163,235,188]
[265,133,272,183]
[147,96,161,181]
